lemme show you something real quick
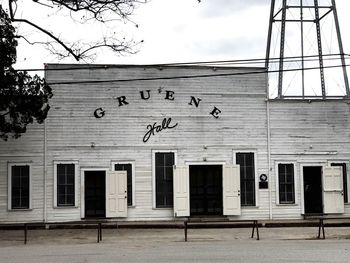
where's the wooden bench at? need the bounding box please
[0,221,106,244]
[304,215,350,239]
[316,216,350,239]
[183,219,260,241]
[1,219,260,244]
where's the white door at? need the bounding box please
[323,166,344,214]
[173,166,190,217]
[223,165,241,216]
[106,171,128,218]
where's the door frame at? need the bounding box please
[80,167,109,219]
[300,162,325,215]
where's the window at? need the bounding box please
[9,165,30,210]
[57,164,75,206]
[236,152,255,206]
[278,163,295,204]
[54,161,78,207]
[114,163,133,206]
[155,152,175,208]
[331,163,348,203]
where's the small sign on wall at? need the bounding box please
[259,174,268,189]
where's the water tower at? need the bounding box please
[265,0,349,99]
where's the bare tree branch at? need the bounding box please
[9,0,81,60]
[7,0,147,61]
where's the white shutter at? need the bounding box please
[106,171,128,218]
[223,165,241,216]
[173,166,190,217]
[323,166,344,214]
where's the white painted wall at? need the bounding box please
[1,64,350,223]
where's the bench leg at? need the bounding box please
[255,221,260,240]
[321,220,325,239]
[317,219,325,239]
[24,224,28,244]
[97,223,102,243]
[251,220,259,240]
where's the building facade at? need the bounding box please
[0,64,349,223]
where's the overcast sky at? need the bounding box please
[6,0,348,71]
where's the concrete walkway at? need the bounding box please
[1,225,350,246]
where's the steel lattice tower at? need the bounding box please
[265,0,349,99]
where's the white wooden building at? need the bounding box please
[0,64,349,223]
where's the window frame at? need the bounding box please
[152,150,177,209]
[53,161,79,208]
[233,150,258,207]
[276,162,297,205]
[8,163,32,211]
[111,161,136,207]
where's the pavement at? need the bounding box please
[1,224,350,263]
[1,220,350,246]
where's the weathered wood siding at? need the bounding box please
[269,100,350,219]
[0,124,45,223]
[42,64,269,221]
[2,63,349,223]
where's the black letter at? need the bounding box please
[140,90,151,100]
[210,107,222,119]
[165,90,175,101]
[117,96,129,107]
[94,108,105,118]
[188,96,202,108]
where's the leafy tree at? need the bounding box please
[0,7,53,140]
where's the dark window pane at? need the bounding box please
[155,152,174,208]
[11,165,30,209]
[57,164,75,206]
[165,154,174,167]
[278,164,295,204]
[236,153,255,206]
[155,153,164,167]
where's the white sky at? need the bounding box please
[5,0,348,68]
[2,0,350,96]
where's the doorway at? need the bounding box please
[303,166,323,214]
[84,171,106,218]
[189,165,223,216]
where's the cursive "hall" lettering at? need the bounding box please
[143,118,178,143]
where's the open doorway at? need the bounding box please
[84,170,106,218]
[189,165,223,216]
[303,166,323,214]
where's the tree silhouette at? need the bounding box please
[5,0,147,61]
[0,8,52,140]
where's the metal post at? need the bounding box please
[300,0,305,99]
[314,0,326,99]
[331,0,350,97]
[278,0,287,98]
[265,0,276,70]
[184,221,188,242]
